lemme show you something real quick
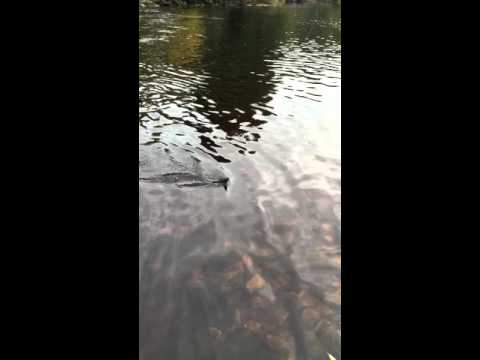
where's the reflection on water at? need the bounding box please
[140,2,341,360]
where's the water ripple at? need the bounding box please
[140,3,341,360]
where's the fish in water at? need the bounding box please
[139,172,229,190]
[139,145,230,189]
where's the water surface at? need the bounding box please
[140,2,341,359]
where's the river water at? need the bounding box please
[139,2,341,359]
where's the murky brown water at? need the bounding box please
[139,2,341,359]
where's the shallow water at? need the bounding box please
[139,2,341,359]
